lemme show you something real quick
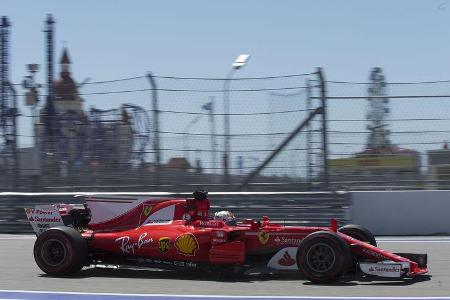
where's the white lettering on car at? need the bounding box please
[115,233,154,254]
[368,265,401,273]
[273,236,302,245]
[199,221,222,227]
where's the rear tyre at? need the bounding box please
[338,224,377,246]
[33,227,88,276]
[297,231,351,283]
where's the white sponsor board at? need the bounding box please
[267,247,298,270]
[359,262,403,278]
[24,205,64,235]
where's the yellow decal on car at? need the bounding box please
[175,233,199,256]
[158,237,170,253]
[257,230,270,245]
[143,205,153,216]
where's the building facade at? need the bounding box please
[35,48,133,180]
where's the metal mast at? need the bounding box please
[44,14,57,138]
[1,16,19,188]
[0,16,11,150]
[366,67,390,149]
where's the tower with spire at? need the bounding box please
[36,45,134,175]
[53,47,83,114]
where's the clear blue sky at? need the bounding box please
[4,0,450,83]
[3,0,450,172]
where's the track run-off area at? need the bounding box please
[0,235,449,299]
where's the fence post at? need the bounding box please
[208,96,218,180]
[305,79,312,190]
[7,82,19,190]
[146,72,161,188]
[316,68,329,188]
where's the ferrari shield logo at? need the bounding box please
[257,231,270,245]
[143,205,153,216]
[158,237,170,253]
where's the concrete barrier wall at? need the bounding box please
[0,192,350,233]
[3,190,448,235]
[351,190,450,235]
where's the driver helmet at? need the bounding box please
[214,210,237,226]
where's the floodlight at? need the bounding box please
[232,54,250,69]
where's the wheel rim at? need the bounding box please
[305,242,336,273]
[41,239,67,267]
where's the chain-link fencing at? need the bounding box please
[2,68,450,191]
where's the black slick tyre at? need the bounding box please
[338,224,377,246]
[297,231,351,283]
[33,226,88,276]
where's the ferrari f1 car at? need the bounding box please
[25,191,428,283]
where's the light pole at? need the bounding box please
[223,54,250,185]
[22,64,41,144]
[146,73,161,186]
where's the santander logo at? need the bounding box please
[278,251,296,266]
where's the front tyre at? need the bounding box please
[338,224,377,246]
[297,231,351,283]
[34,227,88,276]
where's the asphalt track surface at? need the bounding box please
[0,235,449,297]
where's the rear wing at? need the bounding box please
[24,203,89,235]
[24,205,65,235]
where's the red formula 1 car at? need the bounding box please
[25,191,428,283]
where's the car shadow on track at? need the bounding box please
[39,267,305,283]
[358,275,432,286]
[302,275,432,286]
[40,268,432,285]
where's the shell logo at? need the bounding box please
[175,233,199,256]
